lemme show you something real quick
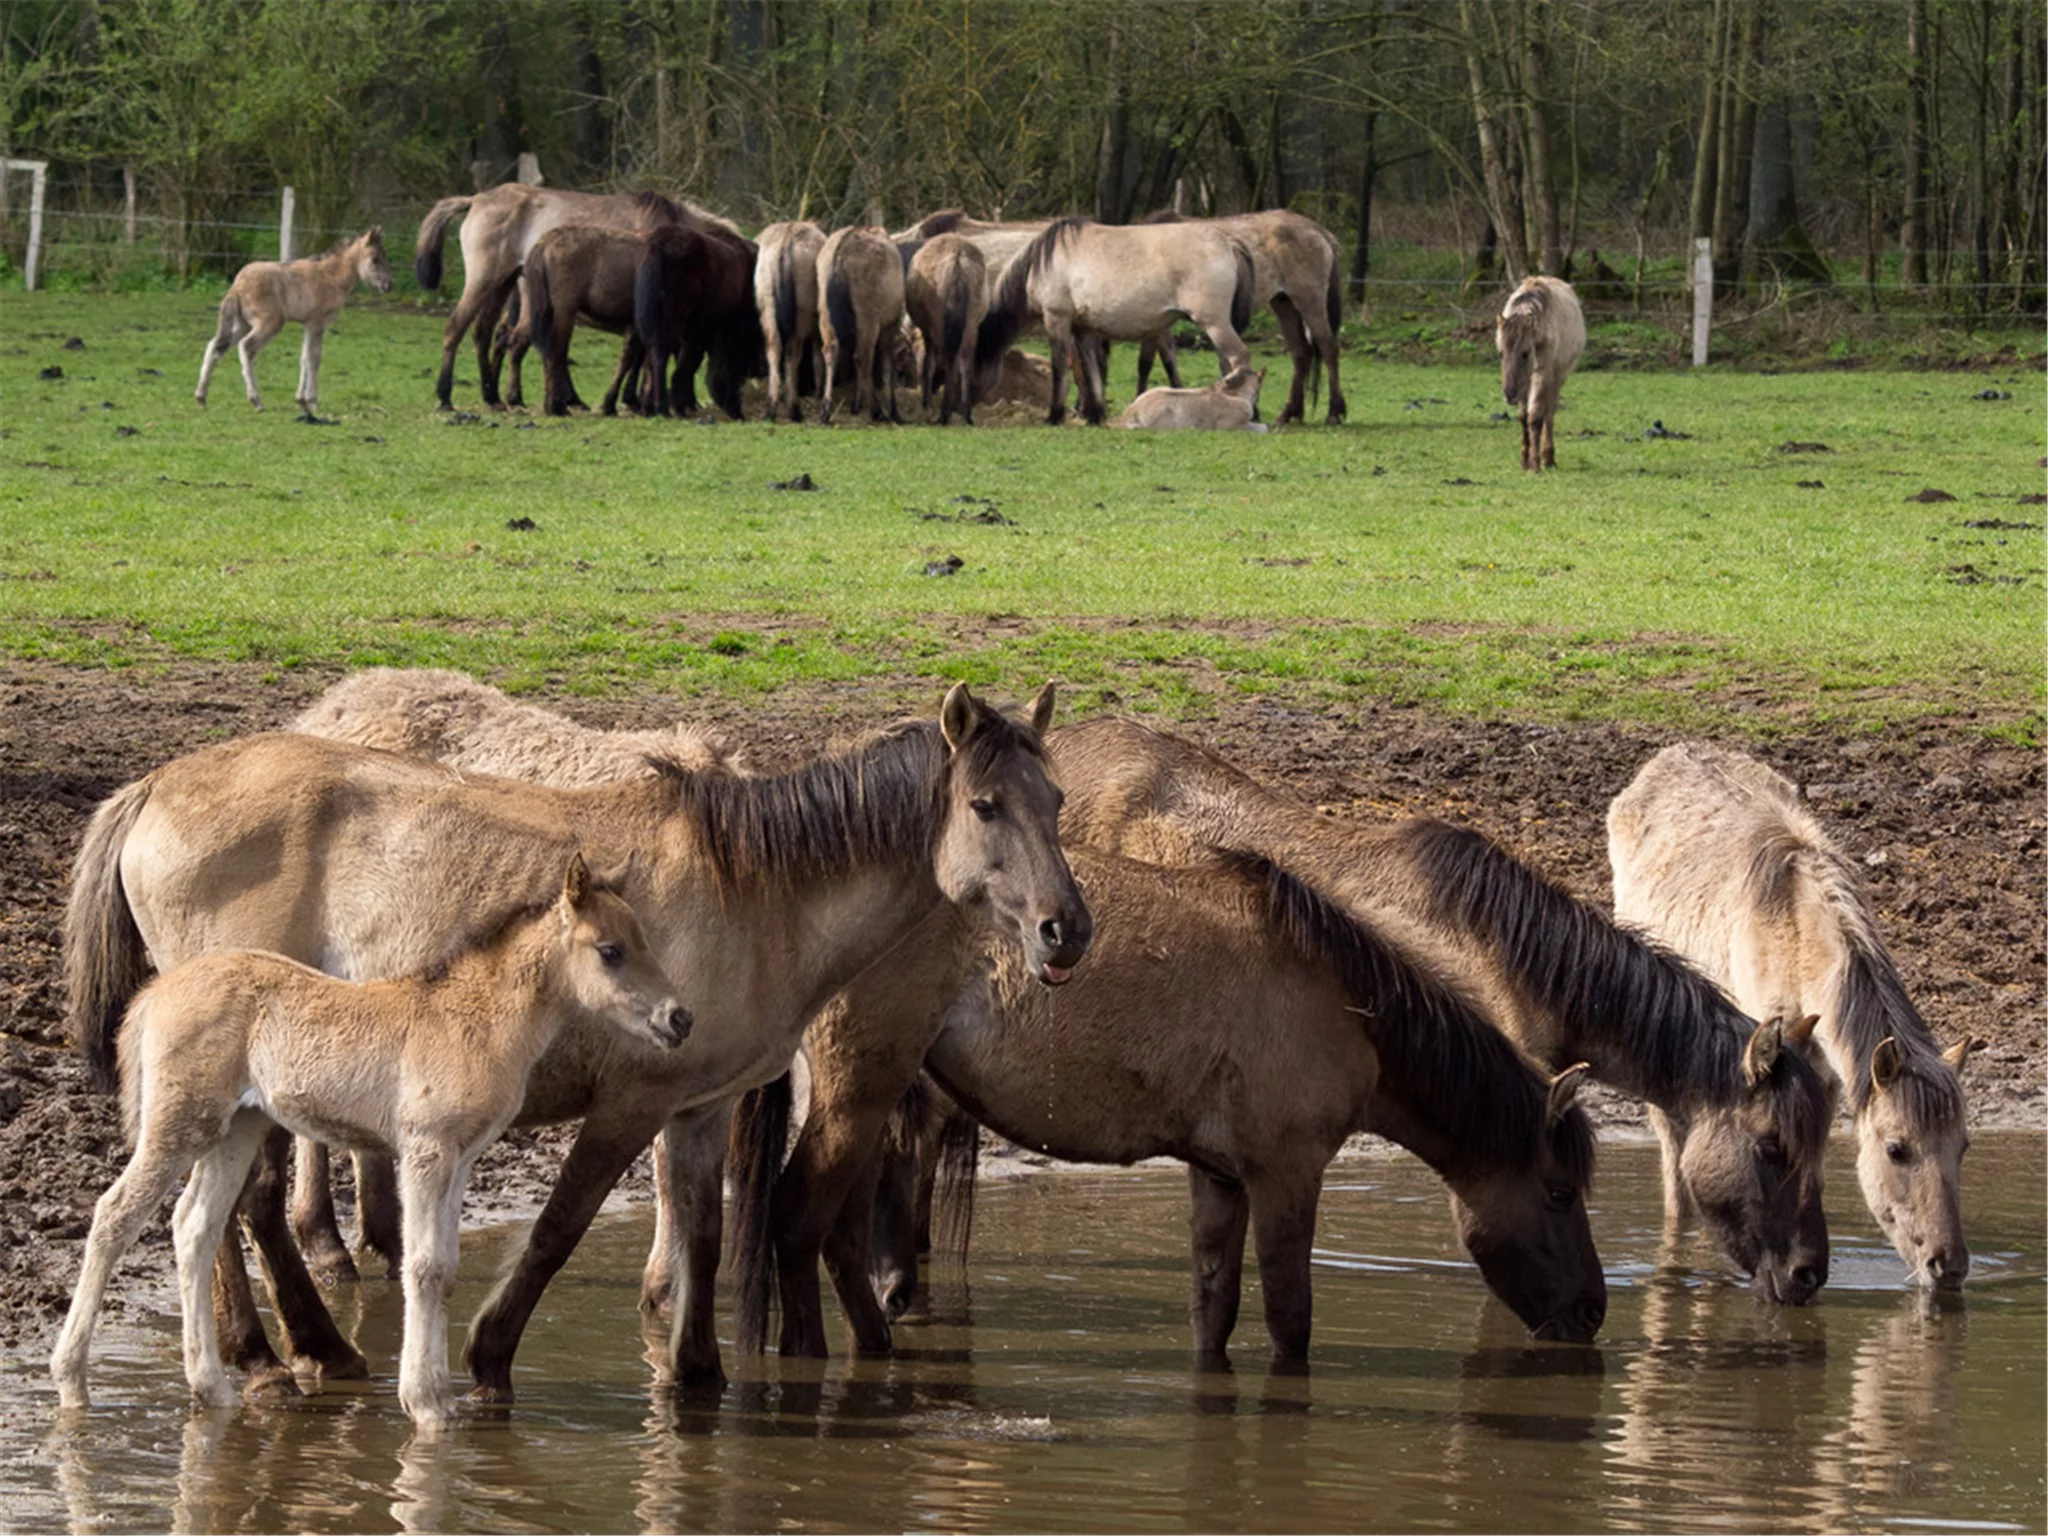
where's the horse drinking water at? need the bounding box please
[195,227,392,418]
[50,855,689,1429]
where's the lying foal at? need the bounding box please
[1119,365,1265,430]
[51,854,689,1430]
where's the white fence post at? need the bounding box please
[515,152,543,186]
[1690,236,1713,367]
[123,164,137,244]
[279,185,296,263]
[2,159,48,290]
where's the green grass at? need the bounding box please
[3,290,2042,742]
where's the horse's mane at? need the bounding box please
[650,710,1045,889]
[977,217,1088,370]
[1139,208,1184,225]
[1836,948,1962,1122]
[914,210,969,238]
[1391,819,1830,1147]
[1218,847,1596,1191]
[632,189,686,225]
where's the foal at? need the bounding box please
[1119,366,1266,430]
[196,227,393,418]
[51,855,690,1429]
[1495,275,1585,471]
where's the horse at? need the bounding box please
[973,217,1255,426]
[736,844,1604,1365]
[1607,741,1975,1289]
[517,222,649,416]
[815,226,906,425]
[51,854,689,1430]
[63,684,1091,1400]
[633,222,765,419]
[754,221,826,422]
[195,227,392,418]
[1119,365,1265,430]
[1135,209,1348,426]
[1046,716,1836,1304]
[904,234,988,425]
[281,667,748,1280]
[1496,275,1586,471]
[412,184,736,410]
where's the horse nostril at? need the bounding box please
[1790,1265,1822,1300]
[666,1005,692,1044]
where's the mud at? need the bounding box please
[1,660,2040,1354]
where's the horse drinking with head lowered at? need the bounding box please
[51,854,689,1429]
[1496,275,1585,471]
[64,683,1091,1400]
[1608,741,1975,1289]
[196,227,392,419]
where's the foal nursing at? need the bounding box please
[51,854,689,1429]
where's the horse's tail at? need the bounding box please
[413,194,473,292]
[1228,238,1255,339]
[64,776,156,1094]
[727,1072,793,1356]
[527,249,559,364]
[940,260,975,362]
[632,232,672,353]
[824,259,858,359]
[772,238,799,353]
[931,1091,981,1264]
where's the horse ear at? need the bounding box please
[1942,1036,1987,1073]
[1547,1062,1592,1125]
[1028,682,1057,737]
[940,682,983,752]
[562,851,592,909]
[1871,1035,1904,1092]
[1784,1013,1822,1050]
[1743,1017,1784,1087]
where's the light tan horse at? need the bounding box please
[815,226,907,425]
[51,855,689,1430]
[1047,717,1836,1304]
[1496,275,1586,471]
[754,220,826,422]
[412,184,736,410]
[904,234,988,426]
[975,218,1255,426]
[1608,741,1975,1289]
[64,684,1091,1400]
[195,228,392,418]
[1119,365,1265,430]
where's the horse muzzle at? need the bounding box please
[1032,909,1093,986]
[654,1004,693,1049]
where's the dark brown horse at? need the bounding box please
[735,845,1605,1365]
[633,222,764,419]
[518,223,646,416]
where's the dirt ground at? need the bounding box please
[1,659,2040,1355]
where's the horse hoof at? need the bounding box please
[242,1364,303,1400]
[302,1242,360,1286]
[465,1382,516,1406]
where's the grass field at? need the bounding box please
[3,289,2042,742]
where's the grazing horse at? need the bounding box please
[1608,741,1975,1289]
[412,184,735,410]
[64,685,1091,1400]
[1047,717,1836,1304]
[754,220,827,422]
[633,222,764,419]
[195,227,392,418]
[974,217,1255,426]
[735,846,1605,1364]
[51,855,689,1430]
[1119,365,1265,430]
[905,234,988,425]
[519,223,648,416]
[815,226,906,425]
[282,667,748,1282]
[1496,275,1585,471]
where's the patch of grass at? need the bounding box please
[2,290,2041,744]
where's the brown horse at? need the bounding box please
[816,226,906,425]
[1047,717,1835,1304]
[905,234,987,425]
[412,184,735,410]
[737,845,1604,1364]
[1496,275,1586,471]
[196,227,392,418]
[516,223,647,416]
[633,222,764,419]
[754,220,827,422]
[1608,741,1975,1289]
[52,855,687,1429]
[64,685,1091,1400]
[740,846,1602,1363]
[974,218,1255,426]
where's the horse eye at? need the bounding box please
[969,797,999,822]
[1545,1184,1573,1212]
[1757,1135,1785,1165]
[596,942,625,968]
[1886,1141,1911,1164]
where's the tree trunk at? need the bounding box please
[1687,0,1726,244]
[1351,104,1379,289]
[1902,0,1931,286]
[1742,90,1834,289]
[1460,0,1529,282]
[1520,0,1562,275]
[1711,0,1760,293]
[1095,21,1129,222]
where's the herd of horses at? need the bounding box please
[51,668,1976,1429]
[191,182,1589,461]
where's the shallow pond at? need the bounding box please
[2,1133,2041,1534]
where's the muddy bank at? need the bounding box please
[2,659,2040,1353]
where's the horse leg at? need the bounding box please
[1187,1165,1249,1362]
[601,334,639,416]
[288,1140,359,1283]
[236,316,282,411]
[434,279,491,409]
[1271,295,1312,426]
[875,334,901,424]
[52,1139,195,1405]
[178,1111,271,1407]
[240,1123,370,1380]
[504,321,529,411]
[818,334,838,425]
[196,305,245,407]
[1199,320,1252,383]
[395,1142,460,1430]
[1160,330,1185,389]
[356,1150,403,1277]
[464,1111,660,1402]
[642,1101,730,1389]
[1540,385,1559,468]
[296,324,326,418]
[475,278,517,409]
[1247,1170,1323,1362]
[1043,316,1074,427]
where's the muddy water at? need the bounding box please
[2,1134,2041,1534]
